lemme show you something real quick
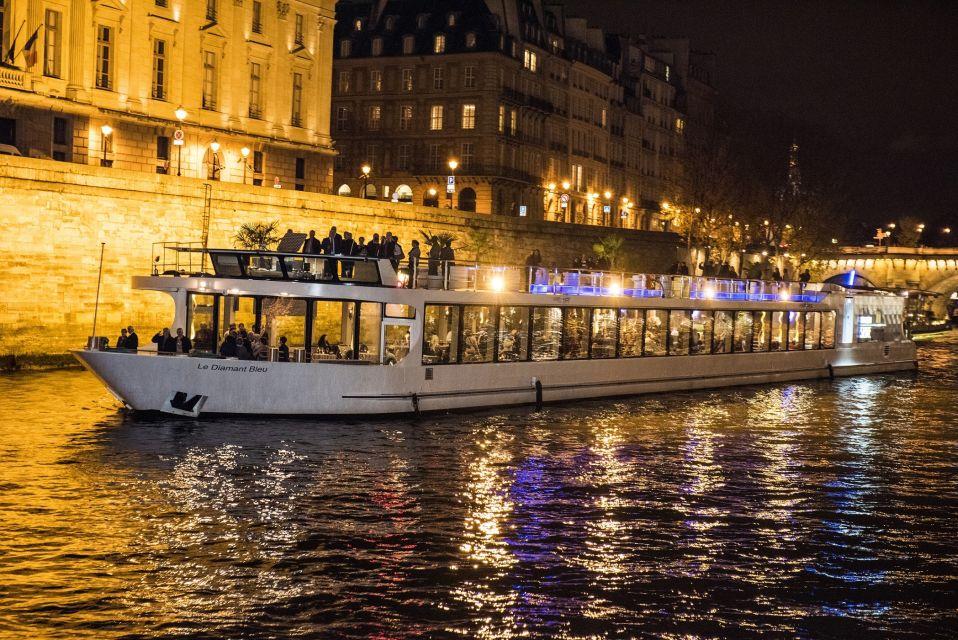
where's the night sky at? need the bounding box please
[568,0,958,242]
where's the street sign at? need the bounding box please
[172,128,184,146]
[446,175,455,194]
[603,205,611,214]
[519,205,528,217]
[560,193,570,208]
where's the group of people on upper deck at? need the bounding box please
[282,227,456,276]
[668,259,812,283]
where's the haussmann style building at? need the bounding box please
[330,0,715,229]
[0,0,336,191]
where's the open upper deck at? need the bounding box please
[153,243,837,305]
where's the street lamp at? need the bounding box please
[360,163,371,198]
[99,124,112,167]
[174,107,187,176]
[560,180,571,223]
[240,146,250,184]
[209,140,221,180]
[447,159,458,208]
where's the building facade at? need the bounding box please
[0,0,336,191]
[331,0,713,229]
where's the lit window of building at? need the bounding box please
[95,25,113,90]
[43,9,62,78]
[461,103,476,129]
[399,105,413,130]
[202,50,218,110]
[465,32,477,49]
[367,105,382,131]
[370,69,382,92]
[402,68,413,91]
[291,72,303,126]
[433,34,445,54]
[498,105,505,133]
[151,39,167,100]
[523,49,538,72]
[429,105,443,130]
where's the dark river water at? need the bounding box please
[1,336,957,639]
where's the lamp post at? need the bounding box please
[447,159,458,209]
[360,163,371,198]
[174,106,187,176]
[240,146,250,184]
[603,190,612,226]
[560,179,571,223]
[99,124,112,167]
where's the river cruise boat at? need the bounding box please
[75,245,917,417]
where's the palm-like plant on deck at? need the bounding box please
[235,221,281,250]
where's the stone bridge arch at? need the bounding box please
[815,246,958,317]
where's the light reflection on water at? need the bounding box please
[0,335,957,638]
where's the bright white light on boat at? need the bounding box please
[397,272,409,287]
[778,290,791,301]
[703,286,716,300]
[490,275,506,292]
[608,282,622,296]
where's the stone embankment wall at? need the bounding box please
[0,156,681,360]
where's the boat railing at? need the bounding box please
[404,261,834,303]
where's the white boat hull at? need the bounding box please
[74,340,916,416]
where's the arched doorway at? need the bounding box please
[423,188,440,207]
[337,184,351,196]
[362,184,377,199]
[395,184,413,203]
[458,187,477,212]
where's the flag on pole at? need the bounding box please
[22,25,41,68]
[4,21,25,65]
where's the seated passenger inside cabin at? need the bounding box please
[278,336,290,362]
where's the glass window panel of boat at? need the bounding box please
[358,302,382,361]
[787,310,805,350]
[561,307,590,360]
[384,323,411,364]
[752,311,771,352]
[643,309,668,356]
[804,311,822,350]
[246,253,284,278]
[532,307,562,361]
[690,310,712,355]
[385,303,415,319]
[618,308,644,357]
[497,306,529,362]
[668,309,691,356]
[461,305,495,363]
[188,293,216,353]
[712,310,734,354]
[821,311,837,349]
[312,300,355,358]
[219,295,256,339]
[211,252,243,277]
[733,311,753,353]
[345,259,382,284]
[423,304,460,364]
[261,297,307,351]
[590,308,617,359]
[770,311,787,352]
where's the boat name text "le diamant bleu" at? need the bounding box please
[196,363,269,374]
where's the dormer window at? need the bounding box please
[465,32,477,49]
[353,18,363,31]
[371,37,383,56]
[447,13,457,27]
[433,34,445,54]
[416,14,429,29]
[384,16,395,31]
[402,35,415,55]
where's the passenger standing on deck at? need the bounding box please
[278,336,290,362]
[408,240,421,276]
[391,236,405,270]
[354,236,367,256]
[427,240,441,276]
[151,328,176,354]
[302,230,322,254]
[366,234,381,259]
[173,328,192,354]
[322,227,342,255]
[116,328,128,350]
[126,326,139,350]
[219,333,238,358]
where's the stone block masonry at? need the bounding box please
[0,156,681,359]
